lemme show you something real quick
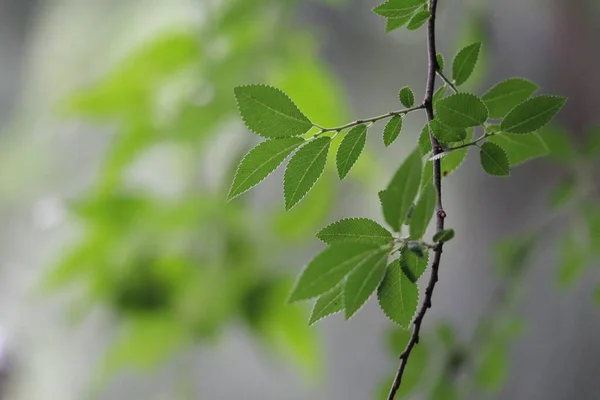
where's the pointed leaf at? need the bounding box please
[380,149,422,231]
[436,54,445,72]
[480,142,510,177]
[386,14,413,32]
[481,78,539,119]
[452,42,481,86]
[429,119,467,143]
[433,229,454,243]
[433,85,447,105]
[384,116,404,146]
[406,9,430,30]
[228,138,304,200]
[373,0,427,19]
[234,85,312,138]
[309,284,344,325]
[501,95,566,134]
[410,183,436,239]
[435,93,489,128]
[336,125,367,179]
[289,243,381,302]
[400,247,430,282]
[419,124,433,155]
[377,259,419,327]
[317,218,393,246]
[487,133,548,166]
[284,137,330,210]
[549,178,576,210]
[399,87,415,108]
[344,249,389,318]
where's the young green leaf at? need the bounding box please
[487,133,548,166]
[406,9,431,30]
[435,93,489,128]
[377,259,419,327]
[479,142,510,177]
[429,119,467,143]
[399,87,415,108]
[400,247,430,282]
[432,85,447,105]
[452,42,481,86]
[289,242,382,302]
[481,78,539,119]
[344,249,389,318]
[316,218,393,246]
[419,124,433,155]
[309,284,344,325]
[386,14,413,32]
[284,137,330,210]
[433,229,455,243]
[336,125,367,179]
[436,53,445,72]
[384,116,404,146]
[373,0,426,19]
[234,85,313,138]
[228,138,305,200]
[500,95,567,134]
[410,183,436,240]
[380,149,423,231]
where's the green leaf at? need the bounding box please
[380,149,423,231]
[433,229,455,243]
[557,231,587,288]
[429,119,467,143]
[316,218,393,246]
[344,249,390,318]
[476,341,508,392]
[410,183,436,240]
[436,54,445,72]
[421,129,473,187]
[400,247,430,282]
[432,85,447,105]
[234,85,313,138]
[419,124,433,155]
[538,127,576,164]
[373,0,427,19]
[435,93,489,128]
[406,9,431,30]
[399,87,415,108]
[487,132,548,166]
[228,138,305,200]
[284,137,330,210]
[309,284,344,325]
[386,14,413,32]
[583,126,600,160]
[289,243,382,302]
[407,242,425,258]
[336,125,367,179]
[377,259,419,327]
[481,78,539,119]
[452,42,481,86]
[384,116,403,146]
[501,95,567,134]
[479,142,510,177]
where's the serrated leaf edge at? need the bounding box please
[377,262,420,328]
[344,250,390,319]
[337,125,367,179]
[316,217,393,245]
[500,95,567,134]
[480,142,511,177]
[435,92,489,127]
[309,284,344,325]
[452,42,481,86]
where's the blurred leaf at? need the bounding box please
[538,127,576,164]
[476,341,508,392]
[557,230,588,288]
[583,126,600,160]
[549,177,576,210]
[494,235,537,276]
[433,229,455,243]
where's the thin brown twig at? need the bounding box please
[387,0,446,398]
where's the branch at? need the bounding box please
[387,0,446,398]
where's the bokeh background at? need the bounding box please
[0,0,599,399]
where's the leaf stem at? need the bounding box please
[387,1,447,398]
[447,131,494,151]
[437,70,458,93]
[313,104,425,134]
